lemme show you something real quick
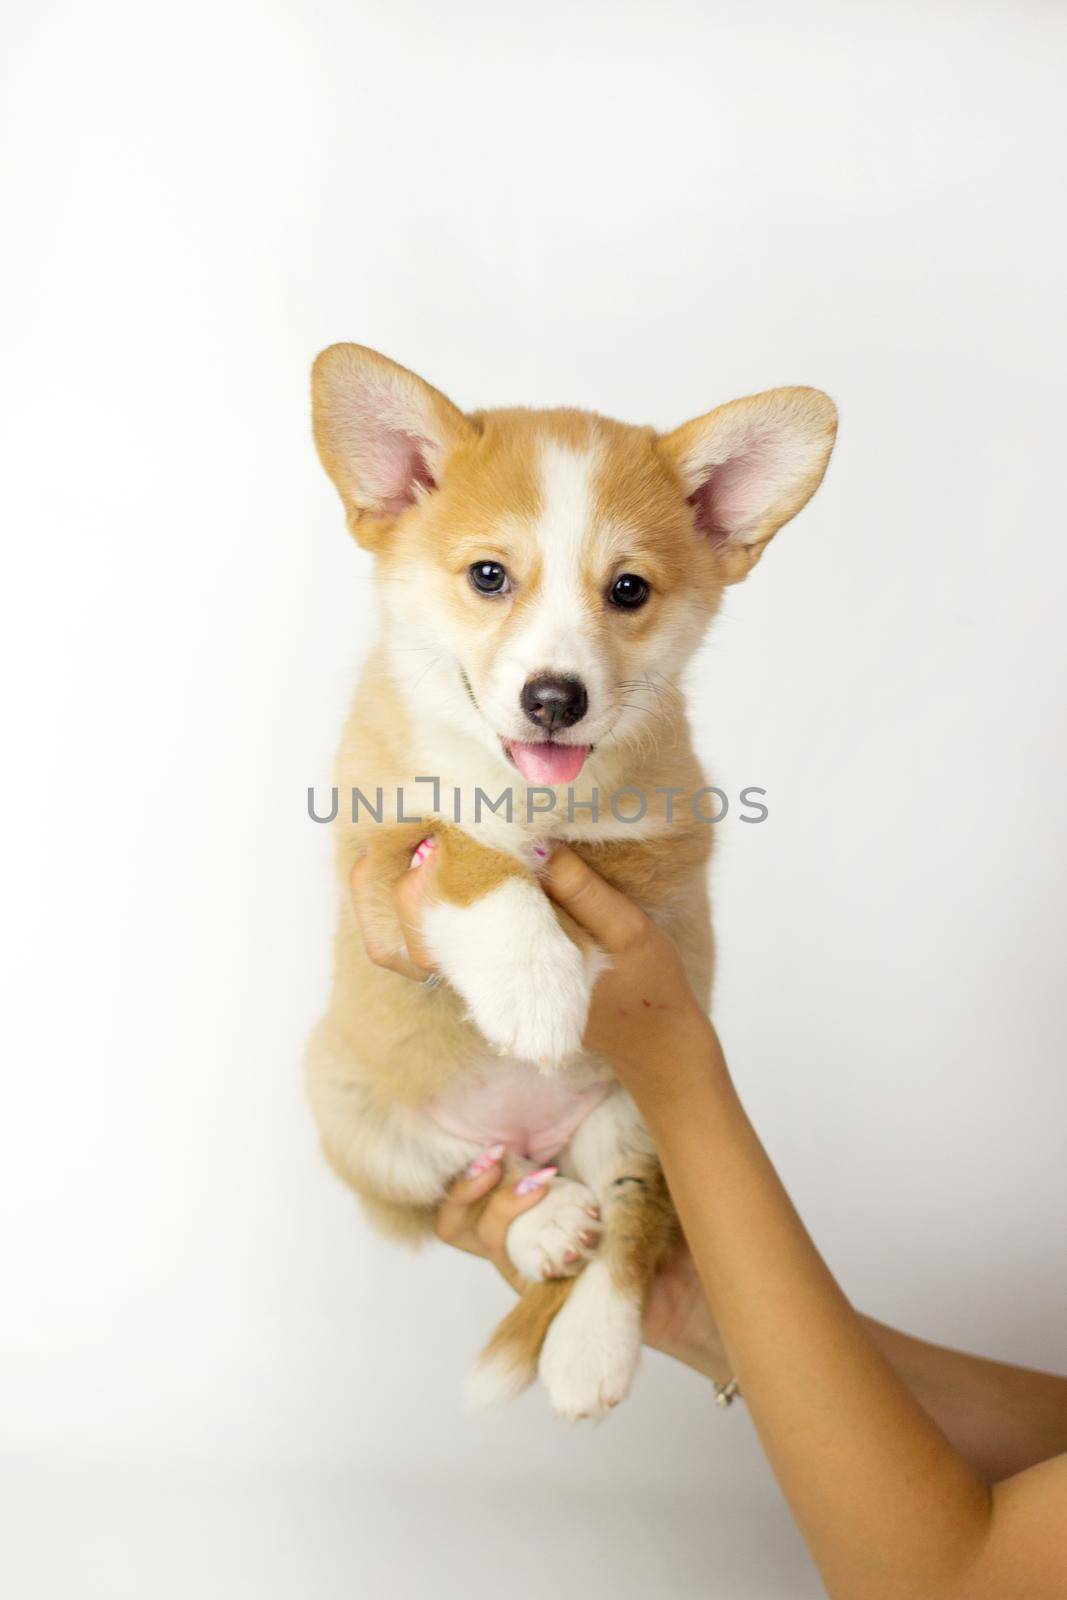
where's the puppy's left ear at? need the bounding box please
[658,387,837,582]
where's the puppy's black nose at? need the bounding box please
[520,674,589,731]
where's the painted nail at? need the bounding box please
[465,1142,506,1178]
[531,845,549,860]
[410,836,438,869]
[514,1165,557,1196]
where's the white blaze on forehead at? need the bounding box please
[507,441,604,681]
[537,440,600,574]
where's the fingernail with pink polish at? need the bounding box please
[514,1165,557,1196]
[531,845,549,860]
[410,837,438,869]
[465,1142,506,1178]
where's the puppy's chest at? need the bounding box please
[427,1059,613,1164]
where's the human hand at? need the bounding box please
[348,836,440,980]
[432,1150,560,1289]
[540,845,728,1101]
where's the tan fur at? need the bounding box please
[476,1279,577,1395]
[601,1160,681,1297]
[305,345,835,1413]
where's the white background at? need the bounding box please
[3,2,1066,1596]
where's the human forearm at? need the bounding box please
[537,848,1066,1596]
[654,1295,1067,1483]
[862,1319,1067,1483]
[636,1027,996,1599]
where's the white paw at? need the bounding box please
[424,878,596,1067]
[538,1259,642,1420]
[506,1178,602,1281]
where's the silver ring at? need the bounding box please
[714,1377,741,1408]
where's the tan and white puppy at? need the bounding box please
[306,345,836,1419]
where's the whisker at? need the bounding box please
[410,654,444,694]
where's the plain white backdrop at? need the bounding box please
[3,1,1066,1595]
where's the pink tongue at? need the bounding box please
[509,741,590,784]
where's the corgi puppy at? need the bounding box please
[306,344,836,1419]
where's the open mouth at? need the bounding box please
[503,739,591,785]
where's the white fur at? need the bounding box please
[563,1085,654,1194]
[516,442,601,676]
[505,1176,602,1281]
[538,1257,643,1420]
[480,443,616,748]
[422,877,596,1067]
[464,1175,607,1415]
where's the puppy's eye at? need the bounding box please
[468,561,510,596]
[609,573,650,609]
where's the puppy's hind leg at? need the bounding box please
[465,1279,577,1410]
[464,1164,603,1408]
[539,1095,679,1420]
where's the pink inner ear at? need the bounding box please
[687,479,729,545]
[687,438,779,545]
[336,378,440,515]
[374,428,436,517]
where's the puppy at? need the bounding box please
[306,344,835,1418]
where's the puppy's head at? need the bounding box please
[312,344,836,781]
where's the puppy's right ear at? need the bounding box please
[311,344,474,548]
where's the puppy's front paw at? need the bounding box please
[506,1178,602,1281]
[539,1259,642,1420]
[424,878,597,1067]
[477,935,591,1065]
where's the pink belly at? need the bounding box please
[428,1062,613,1165]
